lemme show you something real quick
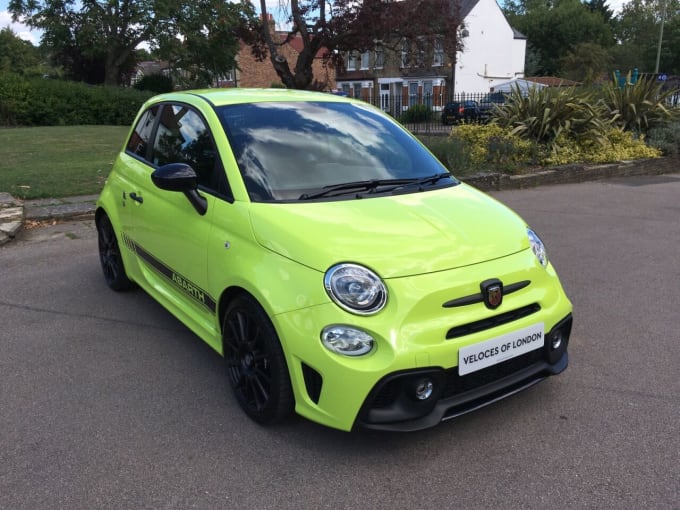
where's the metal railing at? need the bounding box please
[347,93,493,134]
[350,90,680,135]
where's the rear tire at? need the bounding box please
[222,294,294,425]
[96,213,134,291]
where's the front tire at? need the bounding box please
[222,294,294,425]
[96,213,134,291]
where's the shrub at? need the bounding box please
[599,74,679,134]
[400,104,434,123]
[647,121,680,157]
[0,72,30,125]
[449,123,536,172]
[0,74,153,126]
[428,122,661,173]
[540,129,661,165]
[420,135,475,175]
[492,85,611,151]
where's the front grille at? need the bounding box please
[370,380,401,409]
[446,303,541,339]
[442,348,545,398]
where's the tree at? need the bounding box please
[0,27,43,75]
[9,0,255,86]
[157,1,260,87]
[561,42,614,84]
[612,0,680,74]
[246,0,464,90]
[585,0,615,25]
[504,0,615,76]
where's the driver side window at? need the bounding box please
[151,105,224,193]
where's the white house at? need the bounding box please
[455,0,527,94]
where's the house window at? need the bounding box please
[360,51,370,70]
[401,39,410,68]
[416,38,426,67]
[347,51,357,71]
[433,39,444,67]
[408,81,418,106]
[423,80,433,107]
[375,45,384,69]
[351,82,362,98]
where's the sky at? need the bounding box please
[1,0,41,45]
[0,0,291,45]
[1,0,631,48]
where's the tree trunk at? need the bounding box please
[103,45,134,86]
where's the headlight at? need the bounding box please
[321,325,375,356]
[527,228,548,267]
[324,263,387,315]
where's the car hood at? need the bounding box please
[249,184,529,278]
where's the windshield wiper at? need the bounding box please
[299,178,418,200]
[391,172,453,191]
[298,173,453,200]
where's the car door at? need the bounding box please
[105,105,162,282]
[127,103,228,338]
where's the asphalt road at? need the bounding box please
[1,175,679,509]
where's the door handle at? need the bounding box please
[129,192,143,204]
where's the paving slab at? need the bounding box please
[24,202,97,222]
[0,192,22,208]
[0,220,23,236]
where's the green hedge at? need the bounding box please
[399,104,434,123]
[0,73,154,126]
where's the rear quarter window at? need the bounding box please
[126,106,160,159]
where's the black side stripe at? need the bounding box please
[122,233,217,313]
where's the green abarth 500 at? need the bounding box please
[96,88,573,432]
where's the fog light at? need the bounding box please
[551,331,563,350]
[321,325,374,356]
[414,378,434,401]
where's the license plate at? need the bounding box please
[458,323,545,376]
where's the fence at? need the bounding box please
[351,89,680,135]
[348,92,492,134]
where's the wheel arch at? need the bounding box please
[94,206,106,224]
[217,286,251,335]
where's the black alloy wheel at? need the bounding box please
[96,213,134,291]
[222,294,294,424]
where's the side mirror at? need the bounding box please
[151,163,207,215]
[151,163,198,192]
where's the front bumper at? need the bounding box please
[273,248,573,432]
[354,314,572,431]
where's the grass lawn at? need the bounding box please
[0,125,129,199]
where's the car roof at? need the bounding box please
[150,88,353,107]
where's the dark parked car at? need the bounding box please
[441,100,482,125]
[478,92,508,121]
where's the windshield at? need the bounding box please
[216,101,457,202]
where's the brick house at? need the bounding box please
[335,0,527,114]
[222,27,336,90]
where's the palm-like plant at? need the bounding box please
[492,85,611,151]
[601,74,679,134]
